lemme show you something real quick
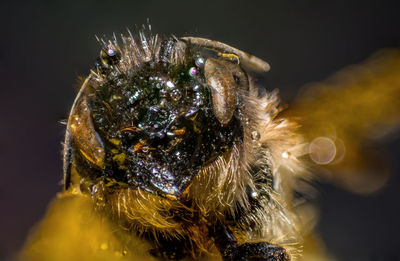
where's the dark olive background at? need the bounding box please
[1,1,400,260]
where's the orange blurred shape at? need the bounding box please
[287,49,400,194]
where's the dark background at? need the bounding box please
[1,1,400,260]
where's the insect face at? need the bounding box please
[61,31,301,261]
[65,37,247,199]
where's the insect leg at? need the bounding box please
[208,223,290,261]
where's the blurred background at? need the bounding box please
[1,1,400,260]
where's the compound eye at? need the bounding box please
[204,58,248,125]
[69,95,105,169]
